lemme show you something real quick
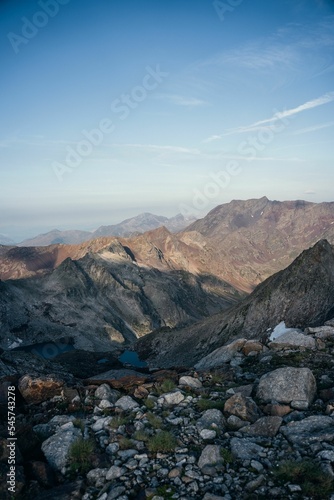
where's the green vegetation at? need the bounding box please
[197,398,225,411]
[118,437,134,450]
[220,447,233,464]
[72,418,85,432]
[133,429,150,442]
[68,438,95,475]
[146,412,163,429]
[144,397,155,410]
[274,460,333,499]
[109,413,131,429]
[157,378,176,394]
[147,431,177,453]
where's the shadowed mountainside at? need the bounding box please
[136,240,334,368]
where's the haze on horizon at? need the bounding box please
[1,0,334,241]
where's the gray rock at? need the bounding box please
[160,391,185,406]
[86,467,108,486]
[91,416,112,432]
[307,326,334,339]
[94,383,120,403]
[202,495,225,500]
[241,416,282,437]
[224,393,261,423]
[41,426,81,471]
[107,486,126,499]
[179,376,202,388]
[195,339,246,370]
[115,395,139,411]
[200,429,217,440]
[198,445,222,469]
[317,450,334,461]
[269,331,316,350]
[106,465,123,481]
[281,415,334,445]
[227,415,250,430]
[230,438,266,460]
[256,367,316,407]
[197,409,226,432]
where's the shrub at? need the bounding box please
[146,412,163,429]
[220,447,233,464]
[118,437,134,450]
[197,399,225,411]
[157,379,176,394]
[69,438,94,474]
[133,429,150,442]
[274,460,333,499]
[147,431,177,453]
[144,397,155,410]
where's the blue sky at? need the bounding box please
[1,0,334,241]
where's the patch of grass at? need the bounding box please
[146,412,163,429]
[274,460,333,499]
[72,418,85,432]
[155,485,176,499]
[118,437,134,450]
[133,429,150,442]
[220,447,233,464]
[157,379,176,395]
[147,431,177,453]
[68,438,95,475]
[197,399,225,411]
[210,370,227,385]
[109,413,130,430]
[144,397,155,410]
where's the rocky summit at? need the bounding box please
[1,318,334,499]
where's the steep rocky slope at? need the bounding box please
[136,240,334,368]
[0,241,238,351]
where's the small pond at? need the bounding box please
[13,341,75,360]
[118,350,147,368]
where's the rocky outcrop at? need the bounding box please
[137,240,334,368]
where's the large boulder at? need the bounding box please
[41,422,81,472]
[18,374,64,404]
[224,393,261,423]
[256,367,316,408]
[269,331,316,350]
[281,415,334,445]
[195,339,246,370]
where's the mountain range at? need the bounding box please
[15,212,196,247]
[1,197,334,361]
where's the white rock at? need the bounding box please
[115,395,139,411]
[200,429,217,440]
[179,376,202,388]
[161,391,185,406]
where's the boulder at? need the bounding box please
[94,383,120,403]
[224,393,261,423]
[230,438,266,460]
[197,409,226,432]
[195,339,246,370]
[41,423,81,471]
[115,395,139,411]
[179,376,202,388]
[159,391,185,406]
[198,445,222,469]
[269,332,316,350]
[18,374,64,404]
[241,416,282,437]
[280,415,334,445]
[256,367,316,407]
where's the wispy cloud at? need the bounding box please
[154,93,208,107]
[110,143,200,155]
[293,121,334,135]
[203,91,334,141]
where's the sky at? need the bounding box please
[1,0,334,241]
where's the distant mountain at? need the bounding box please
[18,213,197,247]
[19,229,92,247]
[92,212,196,238]
[0,234,16,245]
[136,239,334,368]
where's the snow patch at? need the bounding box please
[269,321,299,341]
